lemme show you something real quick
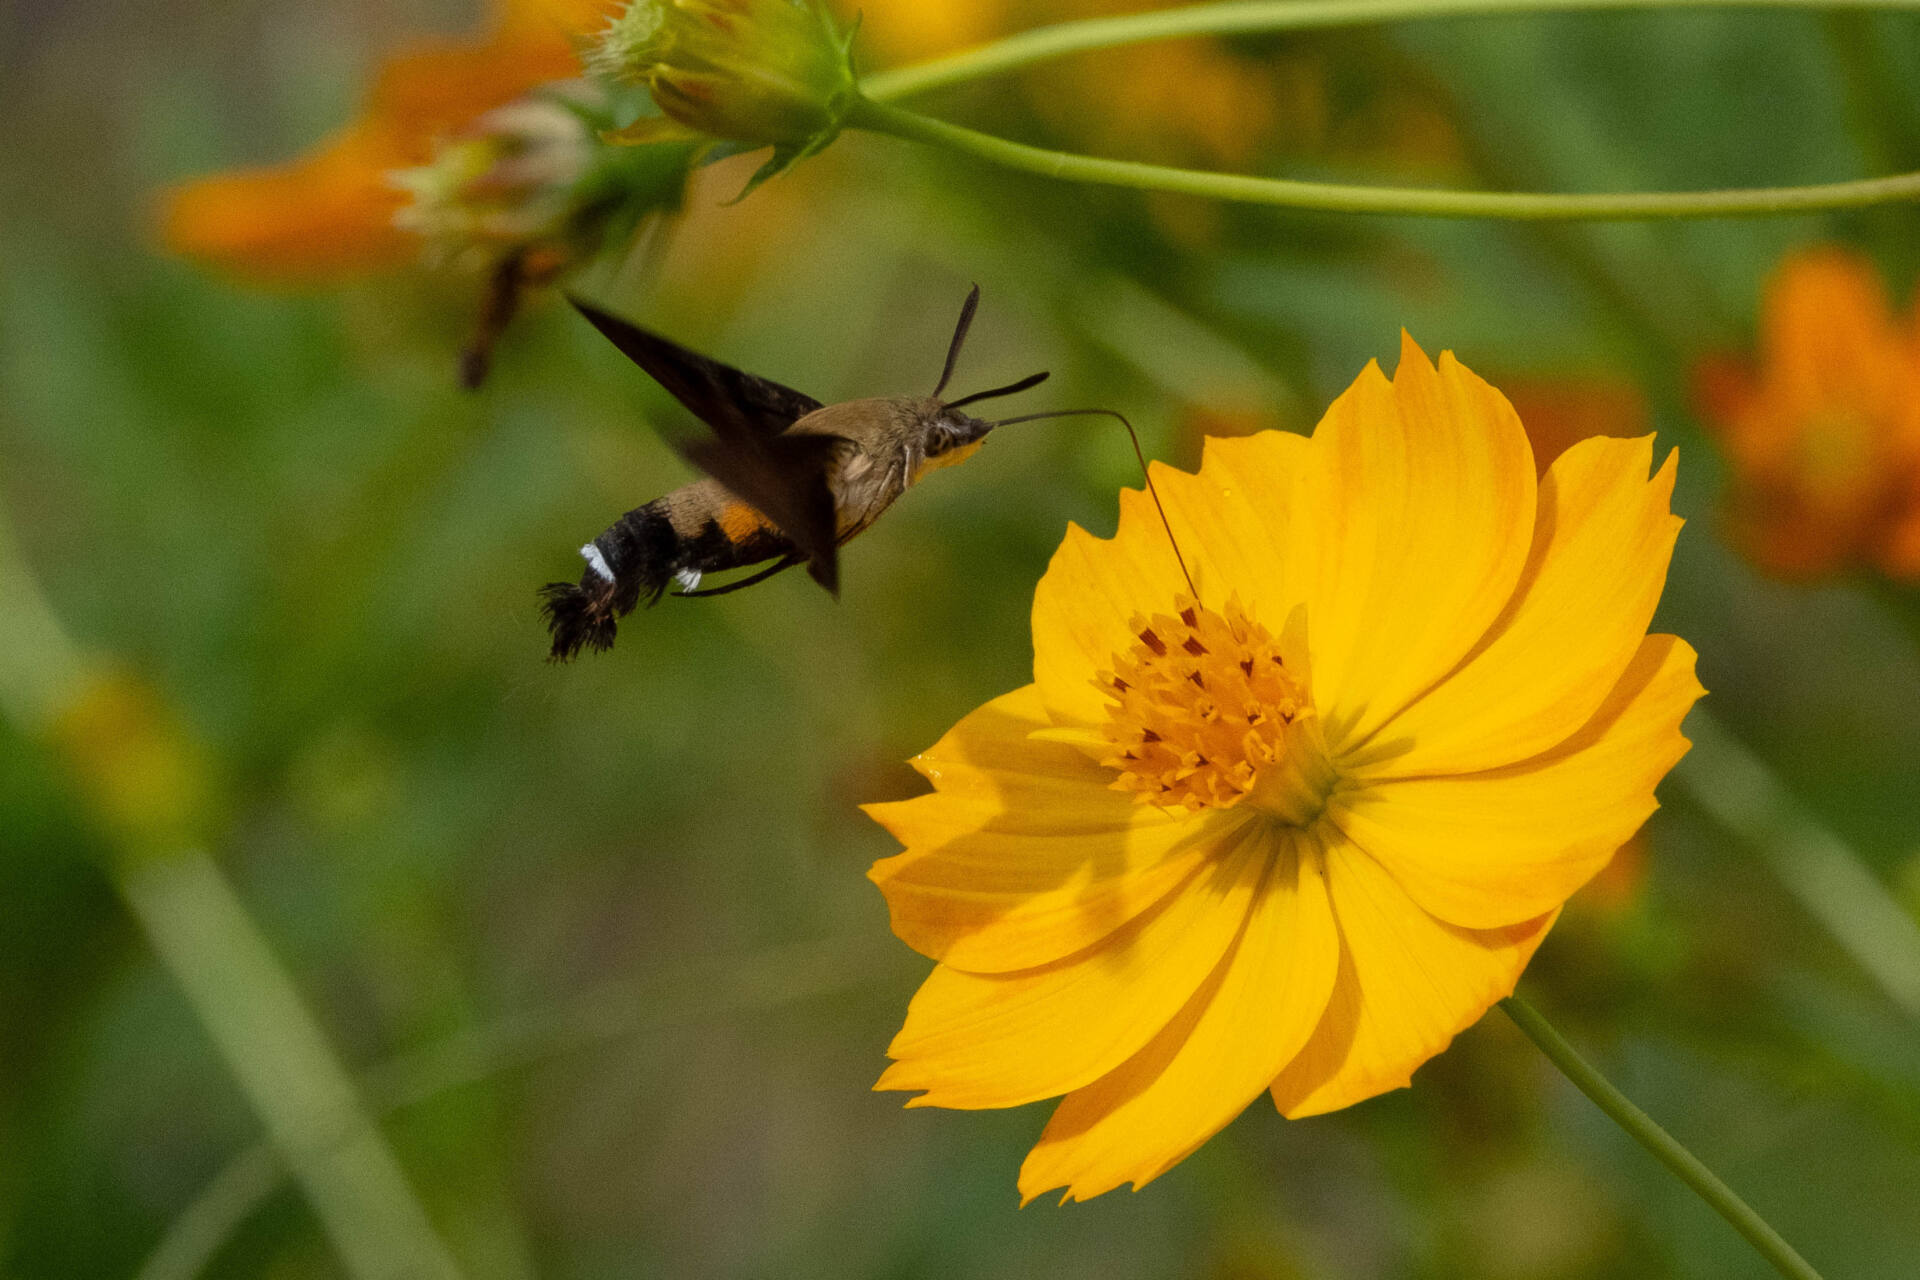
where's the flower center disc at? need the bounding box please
[1097,595,1321,816]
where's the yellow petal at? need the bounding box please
[887,686,1132,830]
[1331,634,1702,929]
[1298,338,1539,746]
[1145,431,1315,628]
[1354,435,1681,776]
[1017,828,1339,1202]
[866,688,1236,971]
[1269,837,1553,1117]
[877,827,1268,1110]
[1031,505,1195,727]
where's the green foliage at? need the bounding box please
[3,1,1920,1276]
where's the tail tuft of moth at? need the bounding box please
[541,581,622,662]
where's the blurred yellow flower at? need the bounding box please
[46,669,220,853]
[1029,26,1280,170]
[849,0,1463,182]
[160,0,604,283]
[848,0,1011,62]
[867,335,1701,1202]
[1694,245,1920,580]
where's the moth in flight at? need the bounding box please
[542,286,1053,660]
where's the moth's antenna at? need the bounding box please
[947,369,1049,410]
[933,284,981,399]
[994,408,1199,601]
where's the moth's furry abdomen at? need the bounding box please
[540,502,678,661]
[540,580,623,661]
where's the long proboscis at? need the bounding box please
[993,408,1199,601]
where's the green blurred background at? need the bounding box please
[5,0,1920,1275]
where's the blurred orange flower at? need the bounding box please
[1694,246,1920,580]
[1576,827,1648,915]
[1503,376,1649,477]
[1509,376,1654,916]
[867,336,1700,1201]
[161,0,606,283]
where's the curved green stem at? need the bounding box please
[850,95,1920,220]
[862,0,1920,100]
[1502,995,1824,1280]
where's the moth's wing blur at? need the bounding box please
[570,296,843,594]
[679,433,848,596]
[570,298,822,440]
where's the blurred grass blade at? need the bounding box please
[0,500,464,1280]
[0,514,84,728]
[120,852,466,1280]
[139,935,889,1280]
[134,1148,283,1280]
[1678,708,1920,1017]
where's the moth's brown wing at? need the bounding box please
[678,433,847,596]
[570,297,823,441]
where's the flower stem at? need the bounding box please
[849,95,1920,220]
[861,0,1920,101]
[1500,995,1824,1280]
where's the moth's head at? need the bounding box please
[911,406,995,482]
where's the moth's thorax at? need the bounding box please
[787,396,926,444]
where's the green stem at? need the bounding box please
[849,95,1920,220]
[861,0,1920,100]
[1501,995,1825,1280]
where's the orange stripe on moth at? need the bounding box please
[718,501,775,542]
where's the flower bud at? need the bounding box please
[589,0,857,156]
[390,94,598,266]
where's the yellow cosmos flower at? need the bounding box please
[160,0,605,282]
[866,335,1703,1203]
[1694,245,1920,580]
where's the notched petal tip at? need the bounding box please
[1394,328,1437,375]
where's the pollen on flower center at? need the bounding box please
[1096,595,1316,814]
